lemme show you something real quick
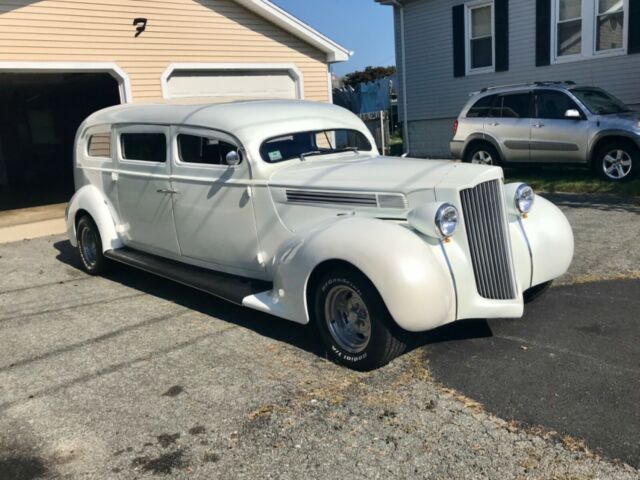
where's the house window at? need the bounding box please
[556,0,582,57]
[552,0,627,62]
[596,0,625,52]
[466,2,494,72]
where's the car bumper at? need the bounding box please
[449,140,463,159]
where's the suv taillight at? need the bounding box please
[452,120,459,136]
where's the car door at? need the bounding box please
[484,92,532,162]
[169,126,262,274]
[531,90,590,163]
[114,125,181,256]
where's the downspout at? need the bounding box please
[388,0,409,154]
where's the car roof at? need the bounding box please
[82,100,366,144]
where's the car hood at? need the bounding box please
[267,154,498,194]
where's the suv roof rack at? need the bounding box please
[479,80,576,93]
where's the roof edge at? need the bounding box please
[232,0,351,63]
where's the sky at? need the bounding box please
[271,0,396,76]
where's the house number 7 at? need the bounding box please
[133,18,147,37]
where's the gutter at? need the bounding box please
[382,0,410,153]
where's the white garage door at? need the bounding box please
[165,69,299,103]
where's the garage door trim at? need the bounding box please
[0,61,132,103]
[161,62,305,101]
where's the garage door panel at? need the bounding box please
[165,69,298,102]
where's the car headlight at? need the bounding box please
[408,202,459,239]
[515,184,535,214]
[435,204,459,237]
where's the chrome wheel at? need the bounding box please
[324,285,371,354]
[602,149,632,180]
[80,227,99,267]
[471,150,493,165]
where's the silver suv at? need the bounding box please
[450,81,640,182]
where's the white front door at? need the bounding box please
[114,125,180,256]
[169,126,262,274]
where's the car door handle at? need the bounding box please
[532,123,545,128]
[156,188,179,194]
[488,122,500,126]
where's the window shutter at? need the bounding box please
[536,0,551,66]
[452,4,466,77]
[629,0,640,54]
[495,0,509,72]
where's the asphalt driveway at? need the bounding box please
[0,192,638,479]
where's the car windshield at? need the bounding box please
[570,88,633,115]
[260,129,372,163]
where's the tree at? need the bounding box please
[342,66,396,88]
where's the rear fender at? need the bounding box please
[66,185,122,251]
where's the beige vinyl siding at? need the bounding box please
[0,0,330,102]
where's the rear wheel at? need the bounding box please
[312,267,406,371]
[76,216,106,275]
[464,143,501,166]
[594,140,637,182]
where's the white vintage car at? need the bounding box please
[66,100,573,370]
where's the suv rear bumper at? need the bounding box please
[449,140,464,159]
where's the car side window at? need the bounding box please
[492,93,532,119]
[121,133,166,163]
[467,95,496,118]
[535,91,582,120]
[87,132,112,158]
[177,134,238,165]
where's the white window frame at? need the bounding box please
[551,0,628,64]
[465,0,495,75]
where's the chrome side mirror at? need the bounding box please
[225,150,241,166]
[564,109,581,119]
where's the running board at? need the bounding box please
[104,247,271,305]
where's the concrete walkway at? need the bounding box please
[0,204,67,244]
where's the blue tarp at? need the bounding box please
[333,75,395,114]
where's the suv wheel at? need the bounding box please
[76,216,106,275]
[594,141,637,182]
[464,143,500,166]
[312,267,406,371]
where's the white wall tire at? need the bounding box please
[311,267,406,371]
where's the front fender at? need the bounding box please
[66,185,123,251]
[520,196,574,287]
[267,216,456,332]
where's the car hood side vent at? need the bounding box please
[285,189,407,209]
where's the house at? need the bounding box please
[376,0,640,158]
[0,0,348,211]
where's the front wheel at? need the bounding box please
[594,141,637,182]
[76,216,106,275]
[312,267,406,371]
[523,281,552,304]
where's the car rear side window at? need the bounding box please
[121,133,166,163]
[467,95,496,118]
[535,91,582,119]
[178,134,238,165]
[87,132,112,158]
[493,93,532,118]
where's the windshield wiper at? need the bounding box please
[299,150,322,161]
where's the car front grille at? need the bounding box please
[460,180,517,300]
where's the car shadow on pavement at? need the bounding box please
[52,240,495,362]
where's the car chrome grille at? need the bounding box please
[460,180,517,300]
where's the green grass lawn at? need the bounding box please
[503,167,640,197]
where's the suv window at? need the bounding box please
[493,93,532,118]
[535,91,582,119]
[178,134,238,165]
[467,95,496,118]
[121,133,166,163]
[87,132,111,158]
